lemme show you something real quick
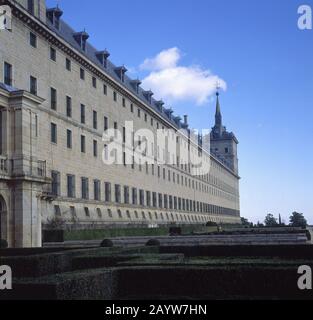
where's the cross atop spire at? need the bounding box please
[215,87,222,127]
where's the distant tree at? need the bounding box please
[289,212,307,228]
[241,217,251,227]
[264,214,278,227]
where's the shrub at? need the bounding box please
[100,239,114,248]
[0,239,8,249]
[146,239,161,247]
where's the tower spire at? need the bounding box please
[215,83,222,127]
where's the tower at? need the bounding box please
[210,91,239,174]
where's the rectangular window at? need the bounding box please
[81,177,89,200]
[105,182,111,202]
[4,62,12,86]
[115,184,121,203]
[67,129,72,149]
[66,58,71,71]
[80,104,85,124]
[122,98,126,107]
[93,110,97,129]
[124,186,130,204]
[93,140,98,157]
[130,104,134,113]
[139,190,145,206]
[29,32,37,48]
[30,76,37,95]
[113,91,117,102]
[50,87,57,110]
[94,180,101,201]
[81,135,86,153]
[51,123,57,144]
[67,175,76,198]
[104,116,108,131]
[92,77,97,88]
[66,96,72,117]
[132,188,137,205]
[51,171,60,196]
[50,47,56,61]
[103,84,107,95]
[80,68,85,80]
[146,191,151,207]
[137,109,141,118]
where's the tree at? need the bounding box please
[241,217,253,227]
[264,214,278,227]
[289,212,307,228]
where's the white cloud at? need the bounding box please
[140,48,226,106]
[140,47,181,71]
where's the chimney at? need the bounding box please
[184,115,188,125]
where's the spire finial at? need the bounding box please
[216,80,221,97]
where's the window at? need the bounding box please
[115,184,121,203]
[113,91,117,102]
[51,123,57,144]
[130,104,134,113]
[122,98,126,107]
[84,207,90,217]
[132,188,137,205]
[66,96,72,117]
[67,175,76,198]
[67,129,72,149]
[97,208,102,218]
[93,111,97,129]
[4,62,12,86]
[27,0,34,14]
[145,114,147,122]
[93,140,98,157]
[50,88,57,110]
[118,210,123,219]
[66,58,71,71]
[124,186,130,204]
[80,104,85,124]
[80,68,85,80]
[139,190,145,206]
[30,76,37,95]
[29,32,37,48]
[94,180,101,201]
[146,191,151,207]
[50,47,56,61]
[81,135,86,153]
[103,84,107,95]
[54,205,61,217]
[70,206,77,220]
[137,109,141,118]
[81,177,89,200]
[104,116,108,131]
[92,77,97,88]
[51,171,60,196]
[105,182,111,202]
[225,147,229,154]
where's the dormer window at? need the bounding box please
[130,79,141,94]
[95,50,110,68]
[28,0,34,15]
[115,66,127,82]
[143,90,154,104]
[155,100,164,112]
[46,7,63,30]
[73,31,89,52]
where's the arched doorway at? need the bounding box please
[0,195,7,241]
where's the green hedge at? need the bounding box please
[64,225,211,241]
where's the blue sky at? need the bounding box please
[47,0,313,224]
